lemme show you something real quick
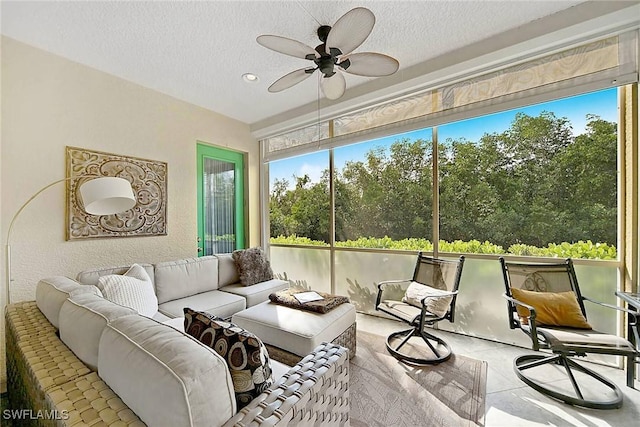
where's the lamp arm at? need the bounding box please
[5,174,100,305]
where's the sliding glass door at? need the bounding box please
[197,143,245,255]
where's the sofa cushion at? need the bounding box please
[184,308,274,409]
[154,256,219,304]
[217,253,240,287]
[97,264,158,317]
[99,315,236,427]
[232,247,273,286]
[222,279,289,307]
[59,293,137,371]
[76,263,155,289]
[36,276,102,328]
[163,316,186,332]
[158,289,246,319]
[152,311,173,322]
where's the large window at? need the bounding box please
[269,88,619,260]
[438,89,618,259]
[334,129,433,248]
[269,151,329,246]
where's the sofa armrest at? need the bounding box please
[222,342,349,427]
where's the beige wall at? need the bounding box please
[0,37,260,390]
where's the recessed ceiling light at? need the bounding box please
[242,73,259,83]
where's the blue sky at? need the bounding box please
[270,88,617,188]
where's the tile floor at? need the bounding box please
[356,313,640,427]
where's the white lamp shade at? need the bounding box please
[79,177,136,215]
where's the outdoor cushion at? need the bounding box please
[222,279,289,307]
[158,289,245,319]
[217,253,240,287]
[76,263,155,289]
[36,276,101,328]
[402,281,453,317]
[232,301,356,357]
[154,256,219,304]
[59,292,136,370]
[99,315,236,427]
[511,287,592,329]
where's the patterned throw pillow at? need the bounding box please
[97,264,158,317]
[232,247,274,286]
[183,307,274,409]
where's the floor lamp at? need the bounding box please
[5,176,136,305]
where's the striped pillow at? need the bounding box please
[97,264,158,317]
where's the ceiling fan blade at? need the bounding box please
[340,52,399,77]
[321,71,346,100]
[268,68,315,93]
[326,7,375,55]
[257,35,318,60]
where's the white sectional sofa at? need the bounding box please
[74,254,289,320]
[6,255,351,427]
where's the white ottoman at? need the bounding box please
[232,300,356,364]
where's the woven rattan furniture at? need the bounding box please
[6,300,350,426]
[500,257,639,410]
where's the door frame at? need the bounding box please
[196,142,246,255]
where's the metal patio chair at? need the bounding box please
[375,253,465,365]
[500,257,639,409]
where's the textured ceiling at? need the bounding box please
[0,0,603,126]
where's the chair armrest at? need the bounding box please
[502,293,537,317]
[502,293,541,350]
[584,296,639,323]
[222,342,349,427]
[420,290,458,306]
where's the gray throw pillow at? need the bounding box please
[232,247,274,286]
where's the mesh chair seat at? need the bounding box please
[377,300,439,323]
[376,253,465,365]
[525,325,637,352]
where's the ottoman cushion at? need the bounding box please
[232,301,356,357]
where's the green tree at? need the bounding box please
[270,111,618,257]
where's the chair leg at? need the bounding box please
[627,354,636,389]
[514,353,624,410]
[385,327,452,365]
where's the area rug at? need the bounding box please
[350,331,487,427]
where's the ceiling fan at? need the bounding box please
[257,7,399,100]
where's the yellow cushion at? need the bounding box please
[510,288,592,329]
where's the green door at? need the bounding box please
[197,143,245,255]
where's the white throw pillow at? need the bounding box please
[402,281,452,318]
[98,264,158,317]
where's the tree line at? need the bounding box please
[270,112,617,253]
